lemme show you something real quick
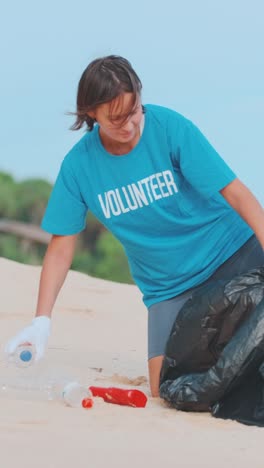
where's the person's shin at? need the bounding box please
[148,355,164,397]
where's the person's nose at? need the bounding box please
[122,121,134,132]
[121,117,134,132]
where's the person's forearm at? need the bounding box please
[35,235,77,318]
[221,178,264,249]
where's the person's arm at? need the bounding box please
[36,233,78,318]
[5,233,78,360]
[220,178,264,249]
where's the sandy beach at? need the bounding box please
[0,257,263,468]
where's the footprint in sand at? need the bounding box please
[96,373,148,386]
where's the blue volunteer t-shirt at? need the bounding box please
[41,105,253,307]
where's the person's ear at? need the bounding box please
[87,111,96,120]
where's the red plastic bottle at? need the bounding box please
[89,386,147,408]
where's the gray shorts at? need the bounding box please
[148,235,264,360]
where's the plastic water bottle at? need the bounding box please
[62,381,93,408]
[6,345,36,368]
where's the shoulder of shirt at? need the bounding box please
[144,104,190,123]
[144,105,196,144]
[60,131,95,171]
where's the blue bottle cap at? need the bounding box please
[20,349,33,362]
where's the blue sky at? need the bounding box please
[1,0,263,203]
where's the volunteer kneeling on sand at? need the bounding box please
[5,55,264,397]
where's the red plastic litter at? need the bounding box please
[89,386,147,408]
[82,397,94,409]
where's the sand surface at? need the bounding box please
[0,257,263,468]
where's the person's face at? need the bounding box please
[90,93,143,144]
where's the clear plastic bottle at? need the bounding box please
[62,381,93,408]
[6,345,36,368]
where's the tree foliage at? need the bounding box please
[0,171,133,284]
[91,231,133,283]
[0,172,17,218]
[15,178,53,224]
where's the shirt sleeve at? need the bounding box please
[41,159,88,235]
[170,117,237,198]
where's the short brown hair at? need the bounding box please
[70,55,143,131]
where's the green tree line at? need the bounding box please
[0,171,133,284]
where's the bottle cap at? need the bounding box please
[19,349,33,362]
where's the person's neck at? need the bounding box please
[99,128,140,156]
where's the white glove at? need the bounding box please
[5,316,51,361]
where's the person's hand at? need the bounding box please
[5,316,51,361]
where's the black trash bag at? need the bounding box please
[159,268,264,426]
[212,364,264,426]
